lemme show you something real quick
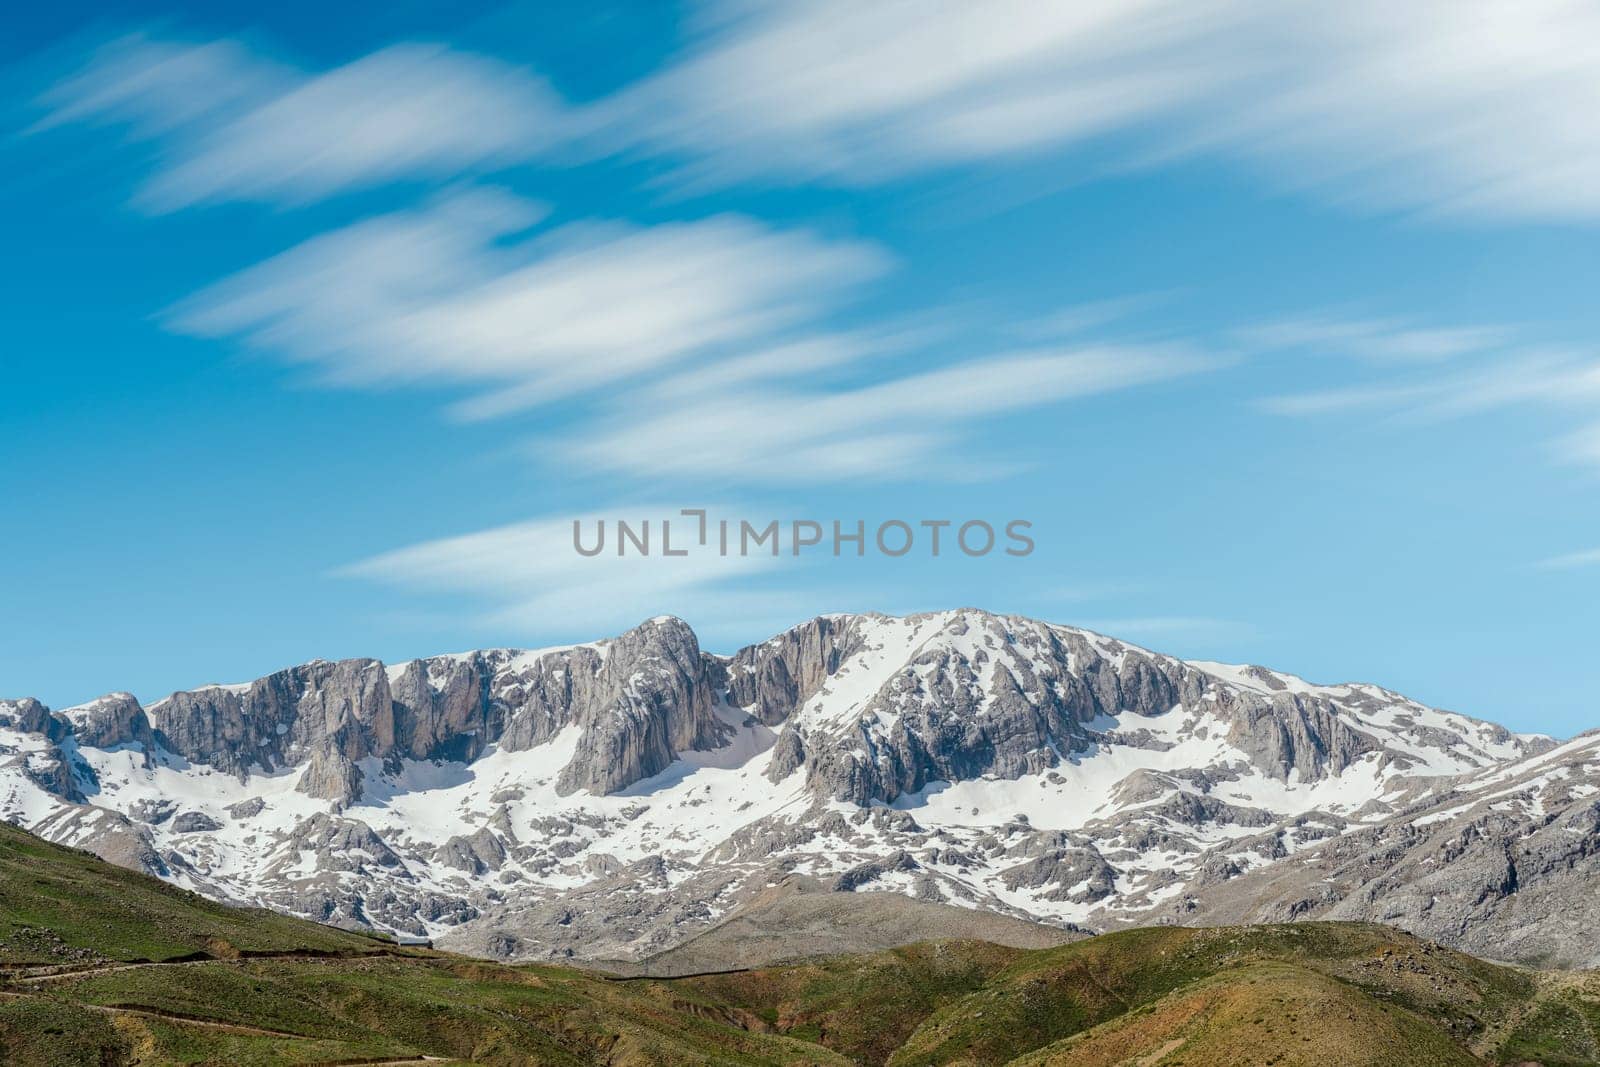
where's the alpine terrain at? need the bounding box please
[3,610,1593,969]
[9,816,1600,1065]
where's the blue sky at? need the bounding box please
[4,1,1599,736]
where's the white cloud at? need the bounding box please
[1251,316,1600,471]
[568,344,1215,482]
[594,0,1600,221]
[169,186,1214,481]
[338,510,813,638]
[1535,546,1600,570]
[36,35,563,210]
[40,3,1600,221]
[1235,315,1508,363]
[1255,383,1440,417]
[594,0,1242,181]
[1259,346,1600,423]
[169,189,890,416]
[1561,424,1600,469]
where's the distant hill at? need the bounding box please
[4,820,1600,1064]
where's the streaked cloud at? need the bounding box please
[569,344,1216,482]
[167,184,1216,481]
[35,2,1600,222]
[34,34,564,210]
[1259,345,1600,422]
[1252,316,1600,471]
[337,509,809,638]
[1536,546,1600,571]
[1235,315,1508,363]
[1561,424,1600,470]
[591,0,1600,221]
[169,188,889,417]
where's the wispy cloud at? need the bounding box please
[167,184,1217,481]
[569,343,1216,482]
[34,34,564,210]
[1260,347,1600,420]
[1561,424,1600,469]
[588,0,1600,221]
[337,509,808,637]
[1235,315,1508,363]
[1534,546,1600,570]
[36,2,1600,222]
[1249,314,1600,469]
[169,188,889,418]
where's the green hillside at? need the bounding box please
[0,820,380,965]
[3,821,1597,1065]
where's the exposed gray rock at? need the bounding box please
[1167,731,1600,967]
[62,693,156,767]
[553,617,726,796]
[390,655,493,762]
[0,697,61,738]
[439,828,509,874]
[170,811,222,833]
[149,658,393,777]
[296,745,363,806]
[32,805,167,876]
[0,702,84,804]
[726,615,865,725]
[129,798,177,825]
[832,850,919,891]
[226,797,265,819]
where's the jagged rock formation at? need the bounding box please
[0,609,1579,967]
[135,616,727,804]
[1165,730,1600,967]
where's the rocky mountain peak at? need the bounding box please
[0,610,1571,966]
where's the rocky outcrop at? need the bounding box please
[390,655,495,762]
[148,658,393,778]
[129,618,728,802]
[1169,732,1600,967]
[762,614,1207,805]
[553,617,726,796]
[1,698,83,801]
[0,697,61,738]
[1001,847,1117,904]
[726,615,866,725]
[170,811,221,833]
[227,797,265,819]
[61,693,156,766]
[297,745,363,806]
[1219,690,1378,781]
[279,813,406,875]
[32,805,167,876]
[439,828,509,874]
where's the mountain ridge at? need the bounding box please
[3,608,1588,968]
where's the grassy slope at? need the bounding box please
[0,820,379,964]
[4,821,1599,1065]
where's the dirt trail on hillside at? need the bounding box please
[0,947,414,985]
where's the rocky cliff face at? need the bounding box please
[1167,730,1600,967]
[731,613,1424,807]
[0,609,1571,967]
[134,617,726,804]
[61,693,158,763]
[149,658,393,781]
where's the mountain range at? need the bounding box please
[10,815,1597,1065]
[3,609,1596,967]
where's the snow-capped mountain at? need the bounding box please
[0,610,1575,964]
